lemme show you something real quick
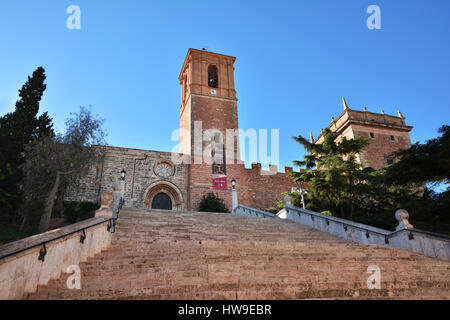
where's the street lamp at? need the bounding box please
[297,180,307,209]
[120,169,126,181]
[231,178,236,189]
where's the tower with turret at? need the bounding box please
[311,97,413,170]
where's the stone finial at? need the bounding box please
[95,192,114,218]
[331,116,335,122]
[397,110,405,119]
[395,209,414,231]
[363,107,368,112]
[342,96,349,110]
[309,130,314,143]
[320,128,324,134]
[381,110,385,115]
[284,195,292,206]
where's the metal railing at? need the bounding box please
[0,198,123,262]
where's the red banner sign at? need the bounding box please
[212,177,227,190]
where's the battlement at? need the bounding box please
[313,98,413,144]
[246,163,297,175]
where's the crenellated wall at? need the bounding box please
[189,162,297,211]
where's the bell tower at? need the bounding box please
[178,48,240,164]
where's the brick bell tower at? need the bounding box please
[178,48,240,167]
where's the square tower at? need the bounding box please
[313,98,413,170]
[178,48,240,164]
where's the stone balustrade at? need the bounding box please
[0,216,114,299]
[277,202,450,261]
[233,205,276,219]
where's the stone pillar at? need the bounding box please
[119,180,125,198]
[284,195,292,206]
[232,187,238,212]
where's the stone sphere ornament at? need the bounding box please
[395,209,414,231]
[284,195,292,206]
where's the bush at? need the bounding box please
[63,201,99,223]
[198,193,229,213]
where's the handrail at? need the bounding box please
[0,217,115,261]
[282,205,450,242]
[387,227,450,241]
[0,197,124,262]
[283,205,388,235]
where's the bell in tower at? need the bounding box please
[208,65,218,88]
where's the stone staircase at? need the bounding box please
[26,209,450,300]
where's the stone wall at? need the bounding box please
[65,145,295,212]
[352,124,412,169]
[277,204,450,261]
[0,216,112,299]
[65,146,189,210]
[188,163,297,212]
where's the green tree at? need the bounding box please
[22,106,106,232]
[0,164,14,207]
[382,125,450,234]
[385,125,450,185]
[0,66,53,217]
[291,128,371,218]
[198,192,229,213]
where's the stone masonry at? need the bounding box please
[65,50,413,212]
[313,97,413,170]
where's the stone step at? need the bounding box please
[27,209,450,300]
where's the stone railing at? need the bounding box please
[233,205,276,219]
[0,190,122,300]
[277,199,450,261]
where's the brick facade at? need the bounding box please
[313,99,413,170]
[65,52,411,212]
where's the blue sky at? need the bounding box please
[0,0,449,170]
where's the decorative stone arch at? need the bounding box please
[143,180,184,211]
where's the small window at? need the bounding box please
[208,65,218,88]
[390,135,396,141]
[95,168,100,179]
[370,133,375,139]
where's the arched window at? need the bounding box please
[208,65,218,88]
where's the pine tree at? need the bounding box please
[290,128,370,218]
[0,67,54,217]
[385,125,450,185]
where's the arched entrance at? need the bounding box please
[151,193,172,210]
[143,181,184,211]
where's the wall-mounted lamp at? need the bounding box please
[120,169,126,181]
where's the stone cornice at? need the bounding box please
[178,48,236,81]
[313,108,413,144]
